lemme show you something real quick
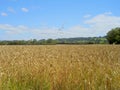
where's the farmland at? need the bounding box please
[0,45,120,90]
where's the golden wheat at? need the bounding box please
[0,45,120,90]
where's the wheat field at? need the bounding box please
[0,45,120,90]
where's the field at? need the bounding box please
[0,45,120,90]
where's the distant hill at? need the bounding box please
[56,37,108,44]
[0,37,108,45]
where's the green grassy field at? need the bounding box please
[0,45,120,90]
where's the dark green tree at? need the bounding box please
[46,39,57,44]
[106,27,120,44]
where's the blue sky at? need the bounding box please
[0,0,120,40]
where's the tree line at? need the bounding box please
[0,39,57,45]
[0,37,108,45]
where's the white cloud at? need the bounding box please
[84,12,120,35]
[21,8,29,12]
[0,12,120,40]
[104,12,112,15]
[1,12,8,16]
[83,14,91,18]
[8,7,16,13]
[0,24,28,34]
[66,26,93,37]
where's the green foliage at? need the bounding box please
[46,39,57,45]
[57,37,108,44]
[0,37,108,45]
[1,75,50,90]
[0,39,57,45]
[106,27,120,44]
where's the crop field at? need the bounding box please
[0,45,120,90]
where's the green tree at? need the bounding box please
[106,27,120,44]
[46,39,57,44]
[32,39,38,45]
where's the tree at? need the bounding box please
[106,27,120,44]
[46,39,57,45]
[32,39,38,45]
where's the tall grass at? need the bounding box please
[0,45,120,90]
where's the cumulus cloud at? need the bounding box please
[1,12,8,16]
[0,12,120,39]
[0,24,28,34]
[21,8,29,12]
[84,12,120,35]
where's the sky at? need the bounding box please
[0,0,120,40]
